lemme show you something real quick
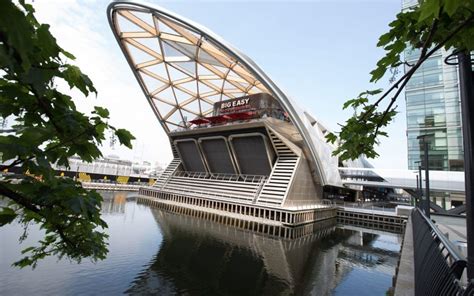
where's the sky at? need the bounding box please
[33,0,408,169]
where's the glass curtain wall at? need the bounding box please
[402,0,465,209]
[405,47,463,172]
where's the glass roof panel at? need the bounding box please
[112,7,272,132]
[155,17,180,35]
[210,64,228,75]
[221,94,233,101]
[181,109,198,122]
[167,64,191,81]
[197,81,214,94]
[232,92,246,97]
[184,98,201,114]
[142,62,168,78]
[163,40,197,60]
[116,12,145,33]
[223,80,244,93]
[198,49,223,67]
[173,86,192,103]
[139,72,166,94]
[127,10,154,28]
[153,99,175,117]
[167,109,185,126]
[162,41,189,60]
[197,63,215,76]
[133,37,161,54]
[205,94,222,104]
[179,80,197,94]
[206,79,224,92]
[200,99,214,111]
[123,42,155,64]
[156,85,176,103]
[175,61,196,76]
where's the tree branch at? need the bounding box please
[360,13,474,123]
[0,182,41,214]
[372,18,439,138]
[0,122,103,171]
[0,182,76,248]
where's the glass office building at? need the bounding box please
[403,0,465,208]
[405,48,464,172]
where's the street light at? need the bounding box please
[456,50,474,280]
[414,160,423,207]
[417,133,434,218]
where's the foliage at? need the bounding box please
[326,0,474,160]
[0,0,135,268]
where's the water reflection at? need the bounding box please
[126,209,401,295]
[0,195,401,295]
[0,193,161,296]
[100,191,130,214]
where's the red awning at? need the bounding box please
[205,115,229,124]
[189,118,210,125]
[190,111,257,126]
[225,111,256,120]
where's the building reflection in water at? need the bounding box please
[125,208,401,295]
[101,191,135,214]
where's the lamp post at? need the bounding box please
[457,51,474,280]
[417,134,434,218]
[415,174,419,206]
[414,160,423,207]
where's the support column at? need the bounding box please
[458,51,474,280]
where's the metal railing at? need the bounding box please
[283,199,334,210]
[172,171,267,183]
[412,208,466,295]
[81,179,151,186]
[158,171,269,202]
[339,201,397,214]
[159,186,256,203]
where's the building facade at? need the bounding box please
[405,47,464,172]
[403,0,465,208]
[403,0,464,172]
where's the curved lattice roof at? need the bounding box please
[108,1,348,187]
[108,3,269,132]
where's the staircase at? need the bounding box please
[161,174,265,203]
[170,142,179,158]
[153,158,181,189]
[256,130,300,206]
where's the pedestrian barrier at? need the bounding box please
[412,208,466,295]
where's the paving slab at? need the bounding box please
[394,216,415,296]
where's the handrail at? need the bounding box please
[160,186,255,202]
[412,208,467,295]
[283,199,332,210]
[418,208,465,262]
[172,171,267,183]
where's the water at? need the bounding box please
[0,192,402,295]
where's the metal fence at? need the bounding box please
[173,171,267,183]
[412,208,466,295]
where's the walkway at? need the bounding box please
[394,216,414,296]
[431,214,467,258]
[394,212,468,295]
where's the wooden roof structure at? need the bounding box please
[109,3,269,132]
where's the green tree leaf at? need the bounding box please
[61,65,97,96]
[331,0,474,161]
[93,106,110,119]
[0,207,17,226]
[0,0,134,268]
[445,0,464,16]
[115,129,135,149]
[419,0,441,21]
